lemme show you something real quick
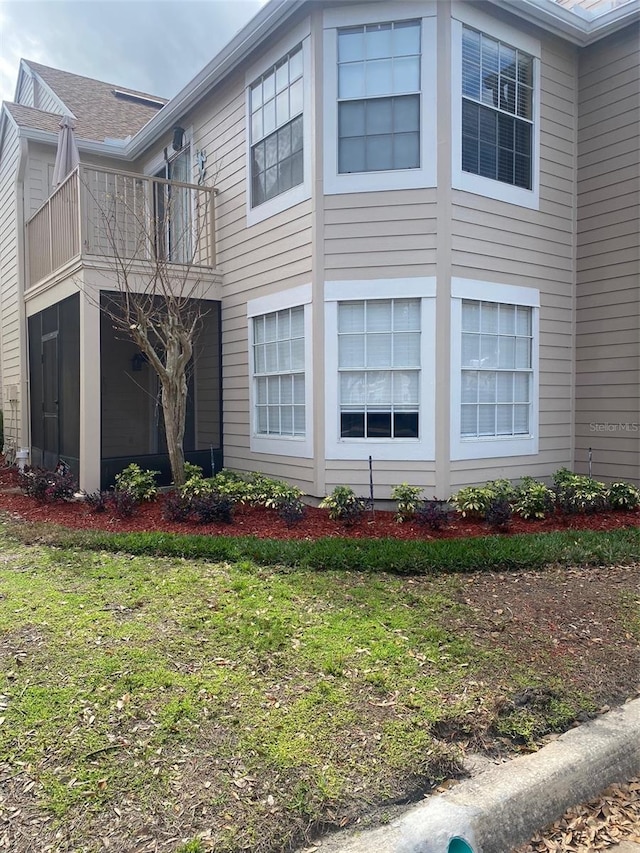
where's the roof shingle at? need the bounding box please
[23,61,167,142]
[4,102,65,135]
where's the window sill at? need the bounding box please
[246,181,311,227]
[327,438,433,462]
[451,435,538,461]
[250,433,313,458]
[452,170,540,210]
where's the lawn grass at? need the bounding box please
[0,522,638,852]
[5,519,640,573]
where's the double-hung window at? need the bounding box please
[461,27,533,190]
[250,45,304,207]
[323,5,437,194]
[245,23,311,226]
[451,279,539,460]
[253,306,305,438]
[452,9,539,208]
[248,284,313,457]
[337,21,421,174]
[325,278,436,461]
[460,300,532,438]
[338,298,421,439]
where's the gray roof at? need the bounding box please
[4,102,64,135]
[23,61,167,142]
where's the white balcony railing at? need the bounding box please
[26,165,216,287]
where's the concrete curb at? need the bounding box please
[315,698,640,853]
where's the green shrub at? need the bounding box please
[179,475,214,502]
[606,481,640,511]
[486,478,518,501]
[513,479,555,520]
[391,483,423,522]
[114,463,158,502]
[246,472,304,509]
[553,470,607,514]
[450,485,495,518]
[320,486,365,526]
[183,462,204,480]
[210,470,252,503]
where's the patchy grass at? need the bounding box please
[0,526,638,852]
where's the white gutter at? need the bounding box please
[495,0,640,45]
[11,123,132,159]
[7,0,638,163]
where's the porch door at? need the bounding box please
[154,147,191,263]
[41,331,60,470]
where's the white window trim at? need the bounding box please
[450,278,540,461]
[247,284,313,457]
[451,7,541,210]
[323,3,437,195]
[325,278,436,461]
[245,19,312,227]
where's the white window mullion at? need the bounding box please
[248,284,313,457]
[451,279,539,460]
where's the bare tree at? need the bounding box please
[83,166,216,486]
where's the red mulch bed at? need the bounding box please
[1,465,638,540]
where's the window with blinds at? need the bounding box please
[461,26,534,190]
[460,300,532,438]
[253,306,305,437]
[338,298,420,439]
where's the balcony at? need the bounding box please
[25,165,217,289]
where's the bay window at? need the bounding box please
[337,20,421,174]
[325,278,436,461]
[451,279,539,460]
[452,8,540,208]
[339,298,421,438]
[323,4,437,194]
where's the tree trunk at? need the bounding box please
[160,368,188,486]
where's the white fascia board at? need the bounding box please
[0,104,18,154]
[491,0,640,45]
[126,0,305,160]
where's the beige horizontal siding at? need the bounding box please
[449,26,577,489]
[186,51,314,486]
[574,23,640,484]
[324,460,437,498]
[323,189,437,280]
[0,118,23,444]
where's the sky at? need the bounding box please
[0,0,266,105]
